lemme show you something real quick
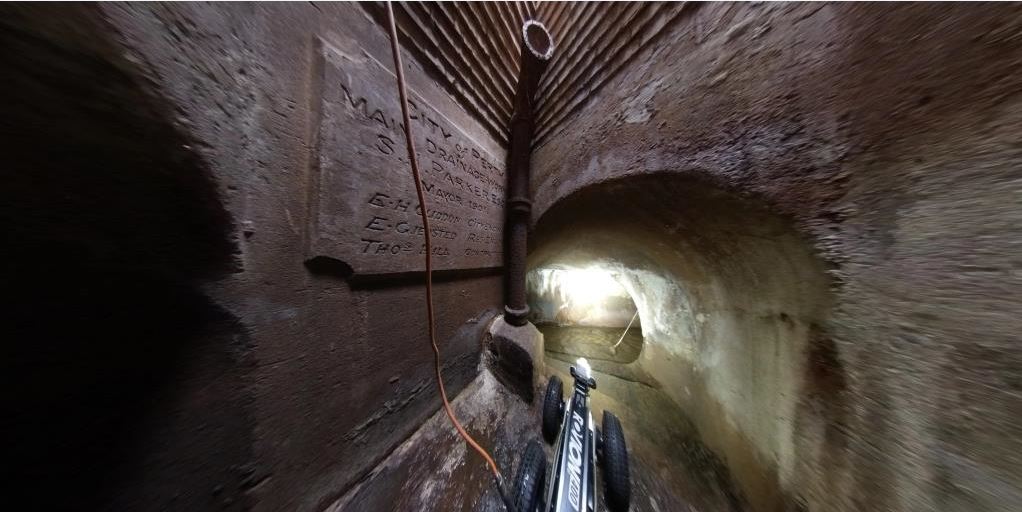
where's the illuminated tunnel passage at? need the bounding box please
[527,174,833,512]
[527,267,643,365]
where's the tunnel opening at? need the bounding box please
[528,172,835,512]
[527,265,645,365]
[1,9,250,510]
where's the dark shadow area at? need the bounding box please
[0,6,251,510]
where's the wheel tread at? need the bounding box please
[602,410,631,512]
[541,376,563,444]
[512,440,546,512]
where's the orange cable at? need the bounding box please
[385,2,502,482]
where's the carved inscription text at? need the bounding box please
[308,39,506,274]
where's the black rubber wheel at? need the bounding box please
[512,440,547,512]
[541,376,564,444]
[601,410,631,512]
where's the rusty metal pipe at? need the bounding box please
[505,20,554,326]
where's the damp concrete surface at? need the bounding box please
[329,325,745,512]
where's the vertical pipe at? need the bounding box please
[504,20,554,326]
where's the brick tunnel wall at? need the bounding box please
[1,3,530,511]
[530,3,1022,512]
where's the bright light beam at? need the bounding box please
[557,267,626,308]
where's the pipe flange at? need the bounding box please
[508,196,532,215]
[504,305,530,326]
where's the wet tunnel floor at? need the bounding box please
[329,327,744,512]
[543,326,745,512]
[539,324,643,364]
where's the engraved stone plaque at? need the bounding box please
[308,38,506,275]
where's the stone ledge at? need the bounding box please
[483,315,544,403]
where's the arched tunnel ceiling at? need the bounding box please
[379,2,687,147]
[532,2,690,146]
[376,1,536,145]
[528,173,835,508]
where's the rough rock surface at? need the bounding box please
[324,369,539,512]
[530,3,1022,512]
